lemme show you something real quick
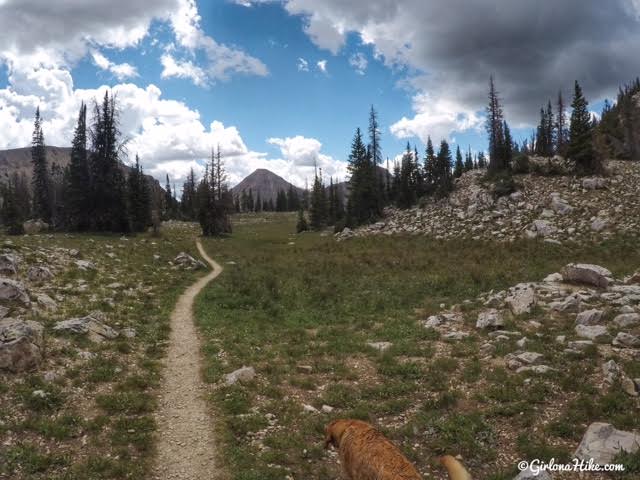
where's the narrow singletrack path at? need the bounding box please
[152,240,222,480]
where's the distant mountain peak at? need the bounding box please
[231,169,302,202]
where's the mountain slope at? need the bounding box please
[0,146,163,196]
[231,168,302,203]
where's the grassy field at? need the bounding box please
[0,223,202,479]
[196,213,640,480]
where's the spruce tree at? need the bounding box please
[424,137,436,192]
[503,121,513,167]
[464,147,474,172]
[128,155,151,232]
[89,92,129,232]
[2,175,25,235]
[309,167,328,229]
[556,91,567,155]
[435,140,453,197]
[164,174,174,219]
[486,76,506,172]
[568,80,600,174]
[346,127,379,226]
[454,146,464,178]
[477,151,487,169]
[31,107,52,224]
[66,102,90,230]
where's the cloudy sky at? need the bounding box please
[1,0,639,189]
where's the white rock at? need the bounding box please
[476,309,505,329]
[505,283,536,315]
[574,422,640,465]
[612,332,640,348]
[53,314,118,342]
[367,341,393,352]
[575,309,604,326]
[225,366,255,385]
[561,263,613,288]
[613,313,640,328]
[514,465,552,479]
[0,277,30,305]
[575,324,611,342]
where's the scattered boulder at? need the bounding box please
[591,218,608,232]
[561,263,613,288]
[582,177,607,190]
[74,259,96,271]
[53,314,118,342]
[476,309,505,329]
[550,294,581,313]
[575,309,604,326]
[225,366,255,385]
[36,293,57,311]
[0,277,30,305]
[0,253,19,275]
[121,328,137,338]
[367,341,393,352]
[542,272,563,283]
[173,252,207,270]
[612,332,640,348]
[442,331,470,341]
[550,193,573,215]
[574,422,640,465]
[505,283,536,315]
[515,352,544,365]
[529,220,556,238]
[574,324,611,342]
[27,265,54,282]
[22,219,48,234]
[613,313,640,328]
[514,465,552,480]
[0,318,44,372]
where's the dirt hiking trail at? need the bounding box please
[152,240,223,480]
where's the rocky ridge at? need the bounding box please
[337,160,640,243]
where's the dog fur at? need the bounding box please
[324,419,472,480]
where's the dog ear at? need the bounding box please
[324,422,338,449]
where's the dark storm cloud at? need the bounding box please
[286,0,640,125]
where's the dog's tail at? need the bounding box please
[439,455,472,480]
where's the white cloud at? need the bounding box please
[91,51,139,80]
[349,52,368,75]
[160,54,208,86]
[267,135,348,185]
[316,59,328,73]
[164,0,268,84]
[390,92,484,143]
[297,57,309,72]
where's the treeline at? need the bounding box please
[304,76,609,232]
[177,147,233,236]
[597,78,640,161]
[233,184,302,213]
[2,93,152,235]
[2,93,232,237]
[304,107,487,231]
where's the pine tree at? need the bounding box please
[477,151,487,169]
[309,167,328,230]
[486,76,506,172]
[296,207,308,233]
[424,137,436,193]
[556,90,567,155]
[503,121,513,167]
[31,107,51,224]
[454,146,464,178]
[65,102,90,230]
[128,155,151,232]
[464,147,474,172]
[396,143,417,208]
[2,175,25,235]
[568,80,600,174]
[435,140,453,197]
[164,174,174,220]
[89,92,130,232]
[181,168,197,219]
[346,127,379,226]
[368,105,382,165]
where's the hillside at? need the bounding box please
[0,146,163,196]
[231,168,303,203]
[338,159,640,244]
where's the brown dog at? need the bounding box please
[324,419,471,480]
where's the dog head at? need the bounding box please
[324,419,353,450]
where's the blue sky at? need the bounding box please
[0,0,637,188]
